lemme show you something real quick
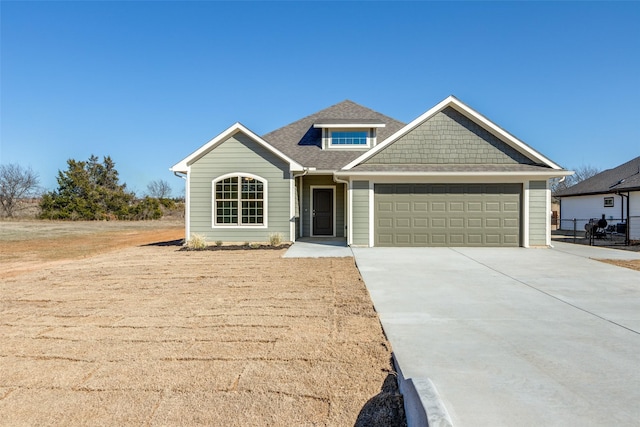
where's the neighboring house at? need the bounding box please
[171,96,570,247]
[555,156,640,240]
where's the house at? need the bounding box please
[171,96,570,247]
[555,156,640,240]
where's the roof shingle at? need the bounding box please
[261,100,405,170]
[555,156,640,197]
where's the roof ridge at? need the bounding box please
[262,100,404,139]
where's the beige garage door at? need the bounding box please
[375,183,521,247]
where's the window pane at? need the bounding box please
[331,131,367,145]
[215,175,264,226]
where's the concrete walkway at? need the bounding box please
[352,244,640,426]
[282,238,352,258]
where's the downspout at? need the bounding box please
[333,174,350,245]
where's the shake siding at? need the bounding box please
[301,175,345,237]
[529,180,548,245]
[189,132,291,242]
[364,107,535,165]
[352,181,370,246]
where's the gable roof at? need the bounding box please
[170,122,303,173]
[555,156,640,197]
[343,96,564,171]
[262,100,406,170]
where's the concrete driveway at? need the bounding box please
[352,243,640,426]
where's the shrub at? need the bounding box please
[249,242,261,249]
[269,232,283,247]
[186,233,207,250]
[215,240,223,247]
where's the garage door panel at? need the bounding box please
[414,234,428,244]
[396,234,411,244]
[449,218,464,228]
[414,202,428,212]
[431,202,446,212]
[414,218,428,228]
[431,218,446,228]
[396,218,411,228]
[468,218,482,228]
[485,218,501,228]
[431,234,447,244]
[375,183,521,247]
[378,202,393,212]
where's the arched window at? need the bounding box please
[213,174,266,227]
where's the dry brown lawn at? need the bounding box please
[0,221,401,426]
[596,259,640,271]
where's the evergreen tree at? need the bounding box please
[40,155,140,220]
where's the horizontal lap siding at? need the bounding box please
[528,181,548,246]
[351,181,370,246]
[189,132,291,243]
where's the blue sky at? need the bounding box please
[1,1,639,196]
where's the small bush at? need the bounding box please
[249,242,261,249]
[215,240,223,247]
[269,232,283,247]
[186,233,207,250]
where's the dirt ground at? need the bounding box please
[0,220,404,426]
[596,259,640,271]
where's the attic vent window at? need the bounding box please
[331,131,368,146]
[313,122,385,150]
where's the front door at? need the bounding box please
[312,188,333,236]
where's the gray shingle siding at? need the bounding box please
[189,132,291,243]
[529,180,548,246]
[364,107,537,166]
[352,180,370,246]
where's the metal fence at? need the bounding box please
[557,216,639,246]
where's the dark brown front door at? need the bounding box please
[313,188,333,236]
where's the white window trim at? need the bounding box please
[212,172,268,229]
[310,185,336,237]
[323,128,376,149]
[604,197,614,207]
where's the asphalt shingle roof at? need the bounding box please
[555,156,640,197]
[262,100,406,170]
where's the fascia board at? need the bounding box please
[170,122,304,173]
[342,95,564,171]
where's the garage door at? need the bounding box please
[375,183,521,247]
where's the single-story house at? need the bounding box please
[555,156,640,240]
[171,96,570,247]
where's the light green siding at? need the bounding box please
[364,107,536,166]
[352,180,370,246]
[189,132,291,243]
[529,180,548,246]
[300,175,345,237]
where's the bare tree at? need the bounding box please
[0,163,40,217]
[146,179,172,199]
[551,164,601,194]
